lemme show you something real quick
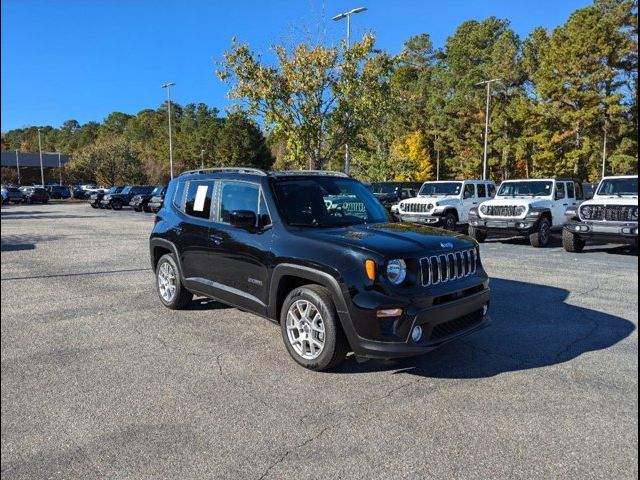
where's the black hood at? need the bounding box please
[303,222,476,258]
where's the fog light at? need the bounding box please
[575,225,581,231]
[411,326,423,343]
[519,223,526,228]
[376,308,403,318]
[482,304,489,316]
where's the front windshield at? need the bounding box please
[121,186,132,194]
[371,184,397,194]
[498,181,553,197]
[597,178,638,196]
[419,182,462,196]
[108,187,119,193]
[272,177,389,227]
[152,186,163,194]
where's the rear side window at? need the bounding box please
[465,184,475,198]
[567,182,575,199]
[555,182,566,199]
[218,181,260,224]
[184,181,214,219]
[477,184,487,197]
[575,183,584,200]
[173,181,187,209]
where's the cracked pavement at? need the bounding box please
[1,203,638,479]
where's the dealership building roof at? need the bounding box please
[1,151,71,168]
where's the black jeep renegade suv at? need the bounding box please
[149,168,491,371]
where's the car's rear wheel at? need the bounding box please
[111,199,123,210]
[280,285,348,371]
[156,254,193,309]
[562,228,585,253]
[468,225,487,243]
[134,206,142,212]
[530,217,551,248]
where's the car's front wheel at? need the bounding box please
[443,212,457,231]
[280,285,349,371]
[468,225,487,243]
[156,254,193,309]
[111,199,123,210]
[562,228,585,253]
[529,217,551,248]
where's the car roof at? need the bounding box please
[500,178,578,182]
[420,179,495,184]
[601,175,638,180]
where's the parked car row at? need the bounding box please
[87,185,166,213]
[1,185,50,204]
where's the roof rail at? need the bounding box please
[271,170,350,178]
[179,167,267,177]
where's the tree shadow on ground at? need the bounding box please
[333,277,635,378]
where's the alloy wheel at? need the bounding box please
[157,262,177,302]
[285,300,326,360]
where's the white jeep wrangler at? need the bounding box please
[396,180,497,230]
[562,175,638,252]
[468,178,584,248]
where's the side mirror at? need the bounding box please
[229,210,257,230]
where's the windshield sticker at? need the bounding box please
[193,185,208,212]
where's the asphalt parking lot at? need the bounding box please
[1,202,638,479]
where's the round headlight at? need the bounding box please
[480,204,489,215]
[581,206,592,219]
[515,205,526,216]
[427,203,434,210]
[631,207,638,221]
[386,259,407,285]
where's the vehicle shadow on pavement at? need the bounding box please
[334,277,635,378]
[0,234,62,252]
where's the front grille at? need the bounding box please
[402,203,430,213]
[483,205,518,217]
[581,204,637,222]
[430,309,483,341]
[420,248,478,286]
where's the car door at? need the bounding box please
[206,180,273,315]
[459,183,477,222]
[551,181,568,227]
[566,181,580,208]
[176,179,216,293]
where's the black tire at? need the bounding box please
[143,206,152,213]
[42,198,48,204]
[443,212,457,231]
[90,203,98,209]
[280,285,349,371]
[468,225,487,243]
[111,200,123,210]
[155,254,193,309]
[529,217,551,248]
[562,228,585,253]
[134,206,142,212]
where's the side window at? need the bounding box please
[173,181,187,209]
[258,193,272,226]
[477,184,487,198]
[567,182,575,199]
[218,181,260,224]
[488,184,497,197]
[184,181,214,219]
[575,183,584,200]
[555,182,566,200]
[464,184,475,199]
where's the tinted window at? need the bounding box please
[464,184,475,198]
[488,185,497,197]
[173,181,187,209]
[597,177,638,196]
[567,182,575,199]
[575,183,584,200]
[419,182,462,196]
[258,192,271,226]
[498,181,553,196]
[477,184,487,197]
[121,186,132,194]
[219,181,260,224]
[555,182,565,199]
[184,181,214,219]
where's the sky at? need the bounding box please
[1,0,592,132]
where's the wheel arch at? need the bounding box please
[149,238,183,277]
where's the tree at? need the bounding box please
[217,34,393,169]
[391,130,435,181]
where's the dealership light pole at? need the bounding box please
[15,150,21,184]
[37,128,45,186]
[333,6,367,176]
[58,152,63,185]
[161,82,176,179]
[201,149,205,169]
[476,78,501,180]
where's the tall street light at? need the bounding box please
[57,151,63,185]
[201,149,205,169]
[161,82,176,179]
[333,6,367,176]
[37,128,45,186]
[476,78,501,180]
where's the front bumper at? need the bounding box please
[565,220,638,244]
[399,214,443,226]
[341,279,491,359]
[469,216,541,234]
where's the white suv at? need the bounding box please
[562,175,638,252]
[468,178,584,248]
[397,180,497,230]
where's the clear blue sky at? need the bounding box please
[1,0,591,132]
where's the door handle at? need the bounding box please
[563,203,569,207]
[209,234,223,246]
[472,202,478,205]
